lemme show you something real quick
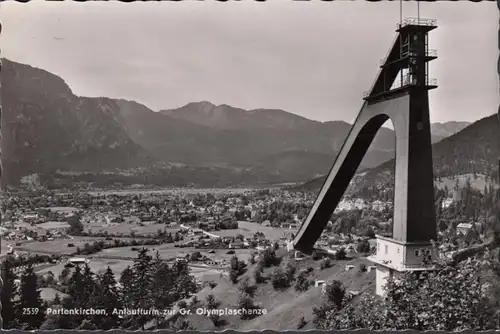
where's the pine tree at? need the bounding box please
[90,268,121,330]
[52,293,61,306]
[67,265,85,305]
[81,263,97,309]
[151,255,175,328]
[172,261,198,299]
[131,248,155,329]
[1,257,18,329]
[205,294,221,326]
[119,266,134,308]
[64,265,86,328]
[17,265,46,329]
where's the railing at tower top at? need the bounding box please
[363,74,437,98]
[397,17,438,29]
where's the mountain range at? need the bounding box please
[296,114,499,193]
[0,59,475,188]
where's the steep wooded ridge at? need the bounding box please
[0,59,473,188]
[1,59,156,186]
[296,114,497,192]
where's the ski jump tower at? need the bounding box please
[293,18,439,297]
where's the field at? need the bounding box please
[36,257,135,281]
[212,221,298,240]
[84,219,181,236]
[37,221,71,230]
[94,243,254,263]
[13,236,114,255]
[39,288,69,302]
[44,207,80,214]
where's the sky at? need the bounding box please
[0,1,497,124]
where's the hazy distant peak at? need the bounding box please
[430,121,472,140]
[186,100,216,111]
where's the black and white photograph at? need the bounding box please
[0,0,498,331]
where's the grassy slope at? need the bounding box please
[182,249,375,331]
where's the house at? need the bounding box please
[456,223,473,235]
[315,280,328,293]
[441,198,454,209]
[175,255,188,263]
[229,240,244,249]
[68,257,89,265]
[106,215,122,224]
[294,251,306,260]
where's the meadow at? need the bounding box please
[212,221,298,240]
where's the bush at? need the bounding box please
[190,251,202,261]
[254,268,266,284]
[320,258,332,270]
[239,278,257,298]
[297,316,307,329]
[312,250,323,261]
[324,280,346,310]
[259,248,281,268]
[237,294,260,320]
[271,267,291,290]
[230,256,248,283]
[295,270,313,292]
[335,248,347,260]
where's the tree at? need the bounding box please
[1,257,19,329]
[271,267,290,290]
[324,280,345,310]
[295,270,312,292]
[81,263,97,309]
[52,293,61,305]
[17,265,46,329]
[190,251,202,262]
[63,264,87,328]
[151,257,176,328]
[91,267,122,329]
[206,294,221,326]
[237,294,259,320]
[119,266,135,309]
[335,248,347,260]
[67,213,84,235]
[229,256,247,284]
[238,278,257,298]
[259,248,280,268]
[297,316,307,329]
[356,240,371,253]
[130,248,155,329]
[318,258,496,331]
[253,267,266,284]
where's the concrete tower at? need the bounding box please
[293,18,439,297]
